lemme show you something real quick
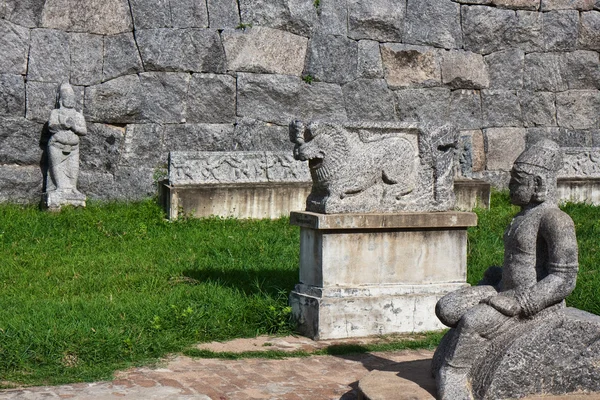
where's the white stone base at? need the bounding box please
[42,189,86,211]
[162,183,312,219]
[290,283,467,340]
[557,178,600,205]
[289,211,477,340]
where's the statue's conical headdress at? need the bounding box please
[514,139,563,173]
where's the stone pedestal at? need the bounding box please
[42,189,86,211]
[289,211,477,340]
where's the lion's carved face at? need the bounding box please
[292,124,344,178]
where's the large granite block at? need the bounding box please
[562,50,600,90]
[404,0,462,49]
[511,10,545,52]
[304,34,358,84]
[342,79,397,121]
[0,165,42,203]
[221,27,308,76]
[129,0,171,29]
[0,74,25,117]
[441,50,489,89]
[348,0,405,42]
[120,124,165,168]
[491,0,540,9]
[207,0,240,28]
[84,75,146,124]
[168,151,310,185]
[462,6,543,54]
[381,44,441,89]
[524,52,566,91]
[238,0,317,37]
[578,11,600,50]
[461,129,486,172]
[447,89,483,130]
[233,118,291,152]
[102,33,144,82]
[524,127,560,146]
[543,10,580,51]
[541,0,596,9]
[28,29,70,83]
[187,73,236,124]
[315,0,348,35]
[164,124,235,153]
[5,0,44,27]
[237,73,347,125]
[40,0,132,34]
[482,89,523,127]
[395,88,451,125]
[520,91,557,127]
[69,33,103,86]
[171,0,209,28]
[112,166,156,200]
[357,40,384,79]
[0,20,30,75]
[556,90,600,129]
[0,117,44,165]
[555,127,590,147]
[484,127,526,170]
[139,72,190,124]
[136,28,226,73]
[80,123,124,174]
[78,171,115,201]
[26,81,83,123]
[484,49,525,89]
[290,121,458,213]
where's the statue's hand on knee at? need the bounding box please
[480,295,522,317]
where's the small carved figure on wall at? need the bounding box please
[433,139,600,399]
[43,82,87,210]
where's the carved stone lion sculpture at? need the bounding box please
[289,120,458,214]
[290,120,416,213]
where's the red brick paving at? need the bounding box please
[0,335,599,399]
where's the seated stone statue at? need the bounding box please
[433,139,600,399]
[44,82,87,209]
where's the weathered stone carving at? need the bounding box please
[433,138,600,399]
[559,147,600,178]
[43,83,87,210]
[290,120,458,213]
[169,151,310,186]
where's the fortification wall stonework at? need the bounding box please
[0,0,599,202]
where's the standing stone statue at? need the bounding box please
[433,139,600,399]
[43,83,87,210]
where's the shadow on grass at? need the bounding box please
[180,266,298,296]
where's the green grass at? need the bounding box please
[1,192,600,387]
[0,201,299,386]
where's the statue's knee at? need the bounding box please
[436,296,462,327]
[436,286,497,328]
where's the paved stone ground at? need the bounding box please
[0,336,598,400]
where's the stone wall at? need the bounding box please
[1,0,599,202]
